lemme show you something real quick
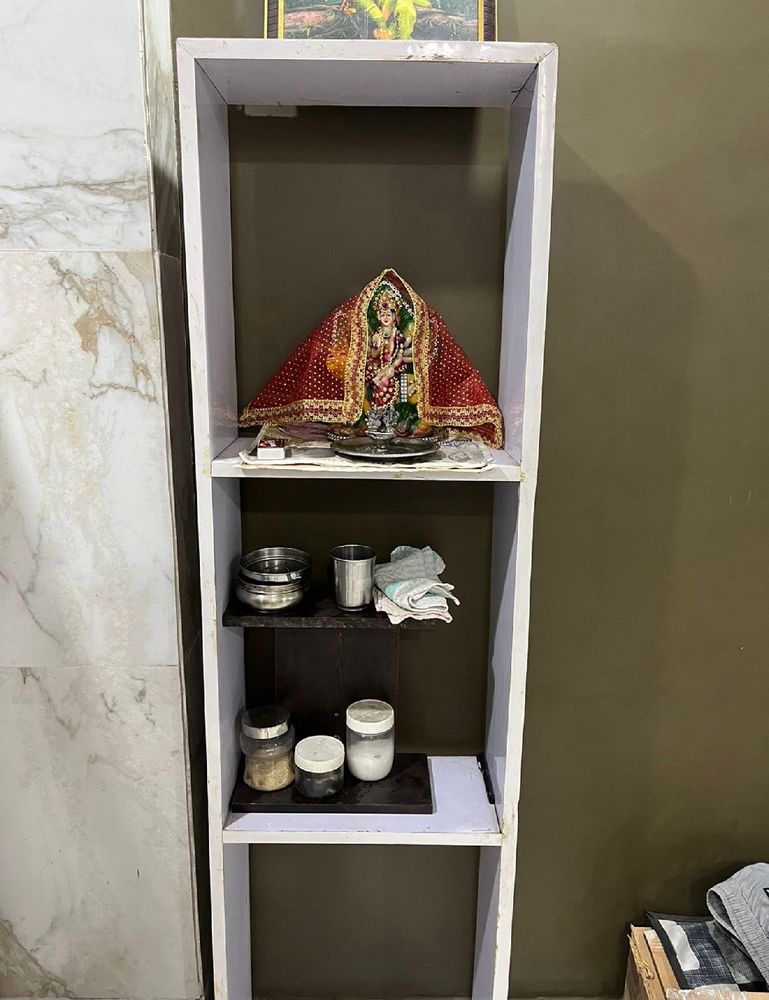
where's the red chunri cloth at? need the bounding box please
[239,269,503,448]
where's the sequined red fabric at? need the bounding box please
[420,305,503,448]
[239,269,503,448]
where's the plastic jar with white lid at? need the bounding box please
[346,699,395,782]
[240,706,295,792]
[294,735,345,798]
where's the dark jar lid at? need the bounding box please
[241,706,291,740]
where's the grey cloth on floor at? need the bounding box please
[708,863,769,985]
[711,920,764,986]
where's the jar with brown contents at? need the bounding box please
[239,706,295,792]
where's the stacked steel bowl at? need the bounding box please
[235,547,311,613]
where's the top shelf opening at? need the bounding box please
[178,39,556,109]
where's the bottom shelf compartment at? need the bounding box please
[223,755,501,846]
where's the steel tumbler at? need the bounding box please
[330,544,376,611]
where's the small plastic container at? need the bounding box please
[240,706,295,792]
[294,735,345,799]
[346,699,395,782]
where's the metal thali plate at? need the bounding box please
[331,438,440,462]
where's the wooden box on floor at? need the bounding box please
[625,926,680,1000]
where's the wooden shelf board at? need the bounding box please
[222,755,501,846]
[222,592,435,630]
[210,437,522,482]
[231,753,432,814]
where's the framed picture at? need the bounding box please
[264,0,497,42]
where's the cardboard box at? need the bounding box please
[625,926,679,1000]
[624,926,764,1000]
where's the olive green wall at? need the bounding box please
[175,1,769,995]
[507,2,769,994]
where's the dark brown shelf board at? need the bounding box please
[230,752,433,814]
[222,593,435,629]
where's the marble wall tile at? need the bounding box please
[0,5,203,999]
[0,252,178,668]
[0,0,151,251]
[141,1,182,257]
[0,663,200,1000]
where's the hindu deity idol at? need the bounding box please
[239,269,502,448]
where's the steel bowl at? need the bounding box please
[239,547,311,585]
[235,576,309,613]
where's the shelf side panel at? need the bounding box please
[486,482,520,810]
[206,841,250,1000]
[473,843,517,1000]
[517,56,557,476]
[493,48,557,833]
[220,844,251,1000]
[179,57,238,471]
[210,481,245,815]
[498,55,556,469]
[178,50,245,818]
[497,102,532,463]
[178,46,249,1000]
[487,52,557,835]
[483,51,557,1000]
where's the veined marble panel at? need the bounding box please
[0,252,178,668]
[0,0,151,251]
[0,663,200,1000]
[141,0,182,256]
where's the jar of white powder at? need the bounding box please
[240,706,295,792]
[346,699,395,782]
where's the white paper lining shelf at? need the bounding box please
[211,436,523,482]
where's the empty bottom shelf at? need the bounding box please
[223,756,502,846]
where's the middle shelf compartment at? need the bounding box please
[215,476,512,832]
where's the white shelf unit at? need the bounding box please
[178,39,557,1000]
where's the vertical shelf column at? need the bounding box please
[474,50,558,1000]
[178,47,253,1000]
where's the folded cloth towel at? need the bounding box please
[374,588,454,625]
[708,864,769,986]
[373,546,459,624]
